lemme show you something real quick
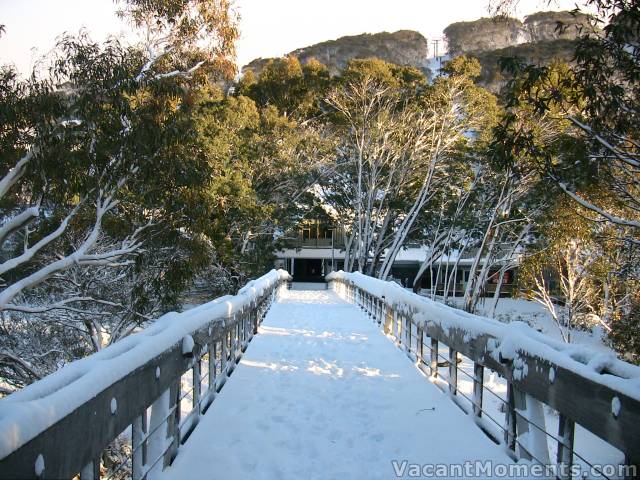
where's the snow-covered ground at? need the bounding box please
[444,296,613,354]
[160,289,516,480]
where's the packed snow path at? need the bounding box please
[160,288,514,480]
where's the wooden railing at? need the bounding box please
[0,270,291,480]
[327,273,640,480]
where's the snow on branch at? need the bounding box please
[555,180,640,229]
[0,187,145,311]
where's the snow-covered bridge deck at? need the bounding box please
[160,289,513,480]
[2,270,639,480]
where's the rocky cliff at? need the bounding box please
[445,11,596,56]
[444,11,598,92]
[242,11,597,93]
[243,30,430,78]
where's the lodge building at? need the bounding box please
[274,220,515,296]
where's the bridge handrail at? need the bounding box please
[327,271,640,474]
[0,269,291,479]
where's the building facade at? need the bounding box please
[275,220,516,296]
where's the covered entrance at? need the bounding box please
[292,258,324,282]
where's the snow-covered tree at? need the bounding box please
[0,0,239,392]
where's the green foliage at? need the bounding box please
[492,0,640,358]
[238,56,330,118]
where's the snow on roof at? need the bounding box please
[326,271,640,401]
[0,269,291,459]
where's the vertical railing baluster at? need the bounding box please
[473,363,484,418]
[221,330,229,381]
[557,414,575,480]
[251,300,258,335]
[163,380,181,467]
[430,338,438,378]
[80,458,100,480]
[384,302,393,335]
[505,381,517,452]
[448,348,457,395]
[208,341,217,402]
[132,411,147,480]
[405,314,412,353]
[192,357,201,425]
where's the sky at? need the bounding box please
[0,0,589,76]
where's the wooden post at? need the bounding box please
[418,327,424,364]
[132,411,147,480]
[208,342,217,402]
[473,363,484,418]
[192,358,201,423]
[384,303,393,335]
[147,389,169,478]
[516,393,549,463]
[229,322,237,367]
[448,348,457,395]
[221,330,229,381]
[430,338,438,378]
[505,381,517,452]
[251,301,258,334]
[164,379,181,467]
[557,414,575,480]
[79,458,100,480]
[238,309,245,349]
[405,315,412,353]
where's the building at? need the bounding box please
[274,220,516,296]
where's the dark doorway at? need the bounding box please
[294,259,324,282]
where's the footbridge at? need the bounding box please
[1,270,639,479]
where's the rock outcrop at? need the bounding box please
[243,30,430,78]
[445,11,596,57]
[444,11,598,92]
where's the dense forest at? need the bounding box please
[0,0,638,396]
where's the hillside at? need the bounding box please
[242,11,599,93]
[444,11,598,91]
[243,30,430,78]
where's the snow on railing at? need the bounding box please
[0,269,291,480]
[327,271,640,477]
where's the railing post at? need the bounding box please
[147,389,169,478]
[405,314,412,353]
[132,411,147,480]
[80,458,100,480]
[384,302,393,335]
[448,348,457,395]
[164,379,181,467]
[192,357,201,424]
[472,363,484,418]
[505,381,518,452]
[208,341,217,401]
[430,338,438,378]
[251,300,258,334]
[557,414,575,480]
[221,329,229,382]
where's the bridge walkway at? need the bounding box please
[159,289,513,480]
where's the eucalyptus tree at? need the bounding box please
[489,0,639,359]
[0,0,239,390]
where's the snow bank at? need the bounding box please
[326,271,640,400]
[0,269,290,460]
